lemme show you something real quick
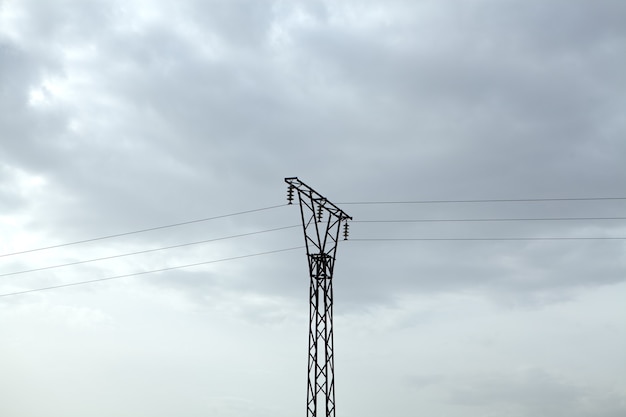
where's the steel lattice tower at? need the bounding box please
[285,177,352,417]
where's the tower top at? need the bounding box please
[285,177,352,221]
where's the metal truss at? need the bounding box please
[285,177,351,417]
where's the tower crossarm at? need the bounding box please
[285,177,352,222]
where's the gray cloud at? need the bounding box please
[1,1,625,416]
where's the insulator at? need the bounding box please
[316,203,324,222]
[343,222,350,240]
[287,185,295,204]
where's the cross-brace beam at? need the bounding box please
[285,177,351,417]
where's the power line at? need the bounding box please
[0,204,286,258]
[0,246,304,298]
[4,198,623,258]
[349,237,626,241]
[352,216,626,223]
[340,197,626,205]
[0,225,299,278]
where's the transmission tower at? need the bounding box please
[285,177,352,417]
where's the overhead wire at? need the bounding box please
[346,202,626,241]
[4,197,623,258]
[352,216,626,223]
[0,225,299,278]
[350,217,625,240]
[349,237,626,241]
[0,246,304,298]
[339,197,626,205]
[0,204,286,258]
[2,195,624,296]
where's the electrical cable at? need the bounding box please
[349,237,626,241]
[0,204,287,258]
[339,197,626,205]
[352,216,626,223]
[0,246,304,298]
[0,225,299,278]
[4,198,623,258]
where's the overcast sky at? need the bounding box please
[1,1,625,416]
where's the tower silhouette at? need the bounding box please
[285,177,351,417]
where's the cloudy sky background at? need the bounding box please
[1,0,625,416]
